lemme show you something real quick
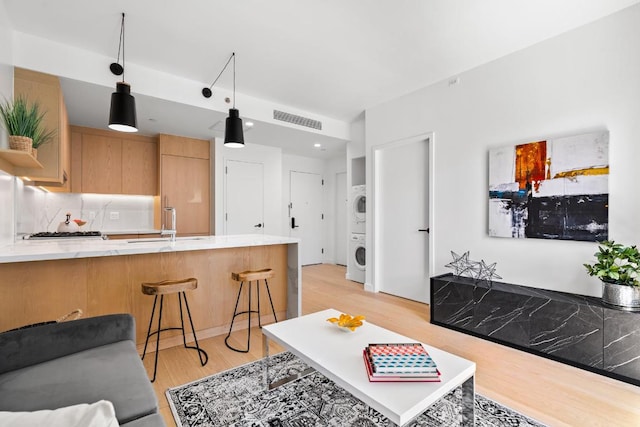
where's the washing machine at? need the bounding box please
[348,233,366,283]
[351,185,366,234]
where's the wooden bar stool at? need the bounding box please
[141,277,208,382]
[225,268,278,353]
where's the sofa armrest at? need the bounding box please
[0,313,136,375]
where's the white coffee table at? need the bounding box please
[262,308,476,426]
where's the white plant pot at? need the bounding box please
[602,281,640,311]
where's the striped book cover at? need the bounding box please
[366,343,439,375]
[362,350,441,382]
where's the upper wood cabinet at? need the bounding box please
[157,134,211,236]
[70,126,158,195]
[12,68,70,188]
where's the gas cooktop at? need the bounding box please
[24,231,106,240]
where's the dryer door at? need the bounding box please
[353,194,366,223]
[354,244,366,270]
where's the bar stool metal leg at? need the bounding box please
[225,281,249,352]
[142,291,208,382]
[264,278,278,324]
[225,275,279,353]
[180,291,208,366]
[141,294,159,360]
[246,280,253,351]
[151,295,165,382]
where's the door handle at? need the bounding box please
[418,228,429,233]
[291,217,299,229]
[254,223,263,228]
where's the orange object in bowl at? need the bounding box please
[73,219,87,227]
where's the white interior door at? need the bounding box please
[376,136,430,303]
[225,160,264,235]
[290,171,323,265]
[335,172,347,265]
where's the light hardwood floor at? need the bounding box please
[147,264,640,426]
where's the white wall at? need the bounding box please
[324,156,347,264]
[214,141,283,236]
[347,114,366,189]
[365,4,640,297]
[0,4,14,245]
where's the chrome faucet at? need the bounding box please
[161,207,177,242]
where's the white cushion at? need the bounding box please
[0,400,119,427]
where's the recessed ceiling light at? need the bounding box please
[314,143,322,148]
[245,121,254,127]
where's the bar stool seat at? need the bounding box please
[225,268,278,353]
[141,277,208,382]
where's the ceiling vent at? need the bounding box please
[273,110,322,130]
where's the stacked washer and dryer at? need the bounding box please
[348,185,366,283]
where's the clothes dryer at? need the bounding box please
[351,185,366,234]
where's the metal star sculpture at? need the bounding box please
[475,260,502,283]
[445,251,473,276]
[445,251,502,285]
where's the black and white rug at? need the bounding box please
[166,352,546,427]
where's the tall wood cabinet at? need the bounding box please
[157,134,211,236]
[70,126,157,195]
[13,67,70,189]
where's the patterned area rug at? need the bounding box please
[166,352,546,427]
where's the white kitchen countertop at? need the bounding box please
[101,229,163,235]
[0,234,300,264]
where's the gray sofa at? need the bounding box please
[0,313,165,426]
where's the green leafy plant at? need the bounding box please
[584,241,640,286]
[0,96,55,148]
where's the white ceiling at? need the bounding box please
[4,0,639,158]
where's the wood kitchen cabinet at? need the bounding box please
[157,134,211,235]
[12,67,70,188]
[70,126,157,195]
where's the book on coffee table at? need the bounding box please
[362,350,441,382]
[366,343,439,375]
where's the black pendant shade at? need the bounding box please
[108,13,137,133]
[203,52,245,148]
[108,82,138,133]
[224,108,244,147]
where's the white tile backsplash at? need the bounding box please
[16,189,155,235]
[0,171,15,244]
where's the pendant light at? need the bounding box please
[202,52,244,147]
[108,13,138,133]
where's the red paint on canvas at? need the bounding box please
[515,141,546,192]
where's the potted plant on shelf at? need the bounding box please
[0,96,55,159]
[584,240,640,311]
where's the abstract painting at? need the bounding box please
[489,131,608,241]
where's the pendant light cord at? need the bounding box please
[206,52,236,103]
[115,13,126,82]
[121,13,126,83]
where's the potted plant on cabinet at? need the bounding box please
[584,240,640,311]
[0,95,55,159]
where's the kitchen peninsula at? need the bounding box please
[0,235,300,351]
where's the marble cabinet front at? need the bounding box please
[431,274,640,386]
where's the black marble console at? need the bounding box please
[431,273,640,386]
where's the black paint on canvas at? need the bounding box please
[526,194,608,241]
